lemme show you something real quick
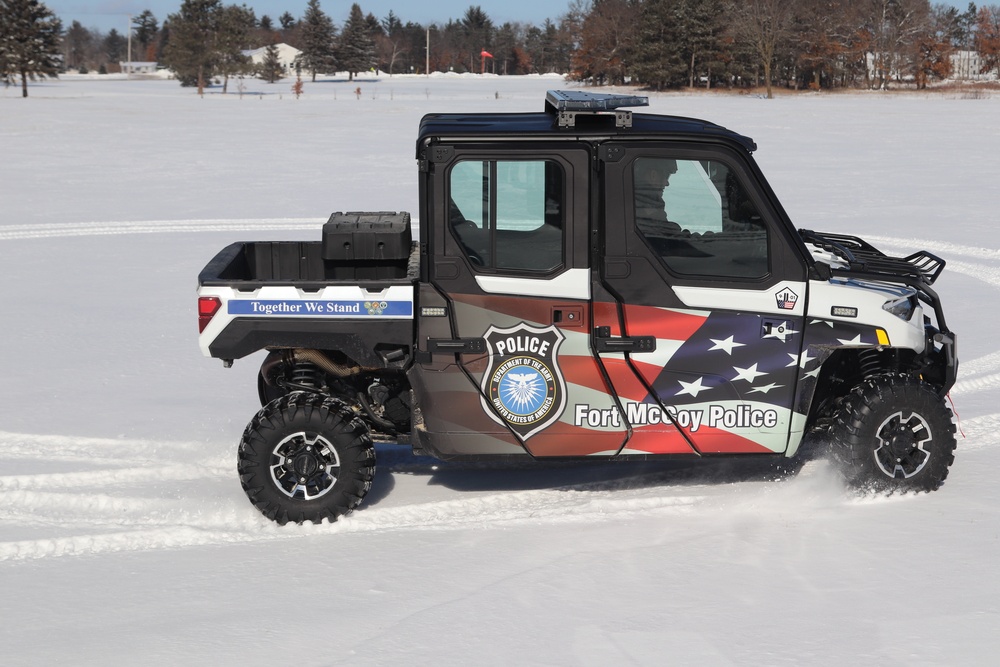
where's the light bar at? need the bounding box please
[545,90,649,112]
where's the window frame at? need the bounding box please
[628,153,771,281]
[613,143,797,288]
[446,155,569,277]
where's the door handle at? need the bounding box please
[552,305,585,328]
[428,338,486,355]
[593,327,656,353]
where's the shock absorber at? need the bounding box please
[289,361,323,391]
[858,348,883,379]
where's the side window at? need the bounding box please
[632,157,769,279]
[449,159,564,273]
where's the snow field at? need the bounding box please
[2,74,999,665]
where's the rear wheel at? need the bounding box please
[829,375,955,493]
[238,392,375,524]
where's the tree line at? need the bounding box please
[580,0,1000,96]
[4,0,1000,99]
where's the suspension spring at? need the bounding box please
[858,348,883,378]
[290,361,323,389]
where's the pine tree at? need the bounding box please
[376,10,407,74]
[460,6,494,72]
[63,20,93,71]
[258,43,284,82]
[103,28,127,65]
[338,3,376,80]
[162,0,222,93]
[215,4,256,92]
[131,10,159,61]
[0,0,63,98]
[632,0,686,90]
[299,0,337,81]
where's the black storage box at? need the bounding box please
[322,211,412,261]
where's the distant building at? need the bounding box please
[119,62,158,75]
[242,44,303,77]
[950,51,988,81]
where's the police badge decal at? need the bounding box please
[480,323,568,441]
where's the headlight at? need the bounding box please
[883,294,916,321]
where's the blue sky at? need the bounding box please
[46,0,576,33]
[47,0,979,35]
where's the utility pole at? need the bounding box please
[126,14,132,79]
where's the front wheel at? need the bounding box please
[238,392,375,524]
[828,375,956,493]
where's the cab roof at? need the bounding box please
[416,90,757,155]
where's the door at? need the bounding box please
[421,145,630,457]
[596,143,809,455]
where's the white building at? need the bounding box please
[118,62,158,75]
[950,51,990,81]
[242,43,303,77]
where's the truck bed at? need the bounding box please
[197,213,419,364]
[198,239,420,288]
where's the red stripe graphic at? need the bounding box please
[623,304,707,340]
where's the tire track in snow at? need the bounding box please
[0,473,710,562]
[952,372,1000,397]
[0,218,325,240]
[956,413,1000,450]
[0,458,853,563]
[0,528,290,562]
[0,464,228,492]
[0,217,422,241]
[866,235,1000,262]
[0,430,217,463]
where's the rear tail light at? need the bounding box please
[198,296,222,333]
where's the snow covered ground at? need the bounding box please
[2,73,1000,665]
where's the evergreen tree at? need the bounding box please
[279,12,296,30]
[678,0,726,88]
[132,10,159,58]
[0,0,63,98]
[63,20,93,70]
[258,42,284,82]
[215,4,256,92]
[376,10,409,74]
[632,0,687,89]
[339,3,376,80]
[162,0,222,92]
[299,0,337,81]
[461,5,494,71]
[103,28,127,65]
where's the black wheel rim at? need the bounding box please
[873,410,932,479]
[269,432,341,500]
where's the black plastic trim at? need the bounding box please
[207,318,415,366]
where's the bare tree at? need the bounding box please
[729,0,795,97]
[975,4,1000,78]
[730,0,795,99]
[571,0,639,85]
[859,0,931,89]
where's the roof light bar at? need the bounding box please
[544,90,649,129]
